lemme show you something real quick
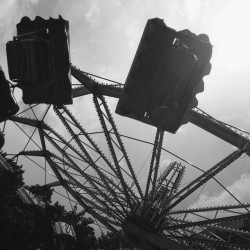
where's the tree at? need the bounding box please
[0,152,55,249]
[0,151,98,249]
[25,184,53,205]
[70,217,96,250]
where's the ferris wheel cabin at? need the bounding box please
[6,16,72,106]
[116,18,212,133]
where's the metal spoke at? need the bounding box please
[3,65,250,250]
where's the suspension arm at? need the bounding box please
[168,203,250,215]
[189,109,250,156]
[164,212,250,230]
[162,149,245,214]
[71,66,250,156]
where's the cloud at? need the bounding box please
[84,0,101,27]
[0,0,20,43]
[209,0,250,71]
[160,158,172,171]
[29,0,39,4]
[184,0,202,23]
[0,1,249,236]
[187,173,250,220]
[124,20,141,51]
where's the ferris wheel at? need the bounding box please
[1,16,250,249]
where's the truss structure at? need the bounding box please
[1,65,250,249]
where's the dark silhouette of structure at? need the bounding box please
[1,16,250,249]
[6,16,72,106]
[116,18,212,133]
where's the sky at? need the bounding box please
[0,0,250,220]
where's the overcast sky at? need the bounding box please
[1,0,250,213]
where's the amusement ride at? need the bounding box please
[0,16,250,249]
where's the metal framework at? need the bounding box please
[1,65,250,249]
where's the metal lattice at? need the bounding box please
[1,65,250,249]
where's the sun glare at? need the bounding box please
[210,0,250,70]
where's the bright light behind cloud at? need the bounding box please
[210,0,250,70]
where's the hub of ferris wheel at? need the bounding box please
[1,15,250,250]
